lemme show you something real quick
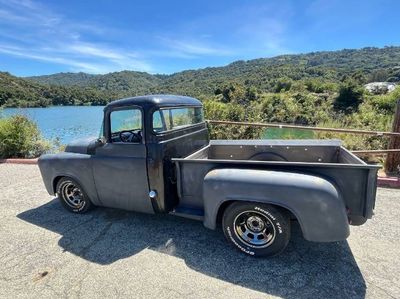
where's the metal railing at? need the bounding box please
[207,120,400,137]
[207,120,400,156]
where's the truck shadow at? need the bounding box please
[18,198,366,298]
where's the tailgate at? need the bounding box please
[364,168,379,218]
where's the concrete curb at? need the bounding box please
[377,176,400,188]
[0,158,38,165]
[1,158,399,188]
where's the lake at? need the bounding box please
[1,106,313,144]
[2,106,105,144]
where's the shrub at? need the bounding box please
[333,81,364,113]
[367,85,400,113]
[257,92,332,125]
[215,82,247,104]
[0,115,51,158]
[203,100,263,139]
[315,115,391,151]
[273,78,292,93]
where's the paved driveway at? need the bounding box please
[0,164,399,298]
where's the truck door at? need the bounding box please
[91,106,154,214]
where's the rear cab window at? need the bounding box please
[152,107,204,133]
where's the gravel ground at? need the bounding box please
[0,163,399,299]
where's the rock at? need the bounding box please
[364,82,397,94]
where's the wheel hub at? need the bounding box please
[61,182,84,208]
[233,211,276,248]
[246,216,265,232]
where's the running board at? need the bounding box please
[169,206,204,221]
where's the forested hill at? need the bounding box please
[28,72,97,86]
[0,72,114,107]
[27,70,162,93]
[2,46,400,151]
[1,46,400,108]
[26,46,400,97]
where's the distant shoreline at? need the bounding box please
[1,104,106,109]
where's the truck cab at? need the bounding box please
[39,95,379,257]
[94,95,208,214]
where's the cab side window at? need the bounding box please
[110,108,142,143]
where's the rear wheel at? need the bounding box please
[222,202,290,257]
[56,177,93,213]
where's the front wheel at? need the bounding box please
[56,177,93,213]
[222,202,290,257]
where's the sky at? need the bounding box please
[0,0,399,76]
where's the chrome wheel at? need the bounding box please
[60,182,85,209]
[233,210,276,248]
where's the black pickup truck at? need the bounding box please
[39,95,379,257]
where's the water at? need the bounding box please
[1,106,104,144]
[1,106,313,144]
[263,127,314,139]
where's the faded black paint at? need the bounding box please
[38,95,379,243]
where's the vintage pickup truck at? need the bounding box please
[39,95,380,257]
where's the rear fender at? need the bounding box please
[203,168,349,242]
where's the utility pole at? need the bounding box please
[385,99,400,174]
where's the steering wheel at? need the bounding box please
[119,130,141,143]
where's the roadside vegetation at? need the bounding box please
[0,115,51,158]
[204,82,399,150]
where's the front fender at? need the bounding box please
[203,168,349,242]
[38,153,100,206]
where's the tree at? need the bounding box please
[216,82,246,104]
[334,81,364,113]
[368,69,389,82]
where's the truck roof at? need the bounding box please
[105,94,202,110]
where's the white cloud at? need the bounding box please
[67,44,127,60]
[0,0,152,73]
[231,3,293,57]
[0,44,109,73]
[1,0,236,73]
[0,0,62,27]
[149,36,234,61]
[0,0,294,74]
[162,38,232,56]
[170,2,293,58]
[0,9,30,23]
[0,43,152,74]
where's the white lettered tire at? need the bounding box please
[222,202,290,257]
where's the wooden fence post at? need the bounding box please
[385,99,400,173]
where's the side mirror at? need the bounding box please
[97,136,106,144]
[88,137,105,155]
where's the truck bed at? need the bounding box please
[182,139,365,164]
[172,139,380,225]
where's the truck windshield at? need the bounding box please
[153,107,204,133]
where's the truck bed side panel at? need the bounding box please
[175,159,378,225]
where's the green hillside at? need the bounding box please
[26,46,400,98]
[2,46,400,150]
[0,72,115,107]
[27,72,97,86]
